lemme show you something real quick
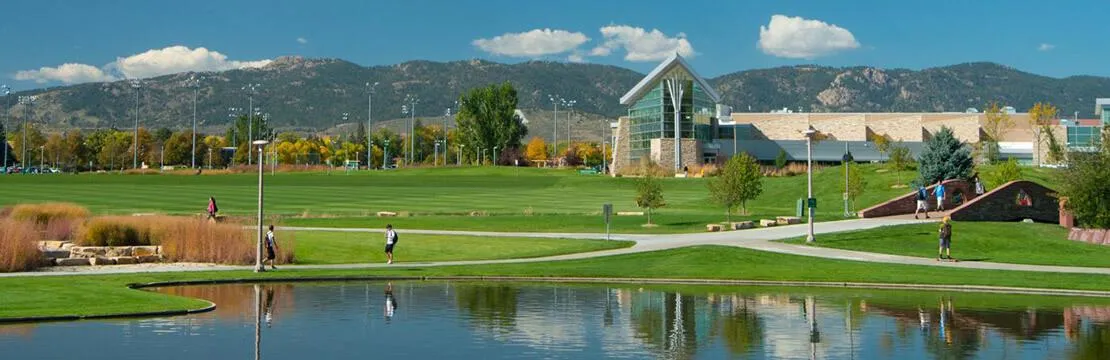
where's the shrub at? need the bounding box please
[8,203,89,226]
[984,158,1022,189]
[0,219,41,272]
[1058,152,1110,229]
[774,149,788,169]
[79,219,143,246]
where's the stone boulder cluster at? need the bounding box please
[38,241,163,267]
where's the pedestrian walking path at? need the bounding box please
[8,218,1110,277]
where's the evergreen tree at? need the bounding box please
[917,126,973,183]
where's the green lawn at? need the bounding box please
[292,231,633,264]
[0,165,932,225]
[781,222,1110,267]
[6,245,1110,320]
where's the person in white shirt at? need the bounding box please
[385,224,398,264]
[265,225,279,270]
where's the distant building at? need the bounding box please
[609,55,1085,175]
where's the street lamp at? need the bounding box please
[366,82,378,170]
[804,126,817,243]
[382,139,390,169]
[843,142,852,217]
[39,145,44,173]
[493,146,498,165]
[130,79,142,169]
[253,139,269,273]
[434,140,441,167]
[243,83,261,165]
[458,144,465,166]
[187,76,203,169]
[1,84,10,170]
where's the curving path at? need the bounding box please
[7,218,1110,277]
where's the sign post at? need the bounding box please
[602,203,613,241]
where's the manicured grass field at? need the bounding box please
[6,245,1110,319]
[292,231,633,264]
[781,222,1110,267]
[0,165,929,224]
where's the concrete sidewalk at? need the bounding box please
[8,217,1110,277]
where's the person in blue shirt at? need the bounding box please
[914,185,930,219]
[933,181,947,211]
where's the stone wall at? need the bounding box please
[1068,228,1110,245]
[949,180,1059,223]
[611,117,632,175]
[812,115,867,141]
[923,115,982,143]
[650,138,700,171]
[858,179,974,218]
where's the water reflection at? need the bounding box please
[5,283,1110,359]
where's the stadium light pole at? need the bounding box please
[18,95,36,172]
[366,82,378,170]
[2,84,10,170]
[187,76,202,169]
[402,95,418,165]
[565,99,576,146]
[253,139,269,273]
[130,79,142,169]
[243,83,260,165]
[804,126,817,243]
[548,95,563,162]
[382,139,390,169]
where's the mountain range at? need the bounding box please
[4,57,1109,141]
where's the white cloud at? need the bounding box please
[15,63,115,84]
[472,28,589,57]
[757,15,860,59]
[591,25,694,62]
[1037,43,1054,51]
[567,52,585,63]
[13,45,273,85]
[297,37,308,44]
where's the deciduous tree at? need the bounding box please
[635,173,666,225]
[456,82,528,157]
[981,102,1013,163]
[524,137,547,162]
[708,152,763,222]
[1058,151,1110,228]
[1028,102,1058,166]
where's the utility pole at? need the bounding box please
[402,95,418,165]
[1,85,10,170]
[18,95,36,171]
[188,76,202,169]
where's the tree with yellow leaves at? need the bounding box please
[524,137,547,163]
[1028,102,1058,166]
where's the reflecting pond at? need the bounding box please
[5,281,1110,359]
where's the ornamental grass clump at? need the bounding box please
[8,203,89,241]
[0,219,41,272]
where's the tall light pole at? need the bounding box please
[843,142,851,217]
[253,139,269,273]
[804,126,817,243]
[549,95,564,161]
[402,94,418,165]
[2,84,10,170]
[243,83,261,165]
[458,144,464,166]
[187,76,202,168]
[565,99,576,146]
[443,106,453,167]
[18,95,35,171]
[130,79,142,169]
[382,139,390,169]
[366,82,378,170]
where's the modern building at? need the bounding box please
[1098,98,1110,124]
[611,55,1089,175]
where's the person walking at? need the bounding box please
[206,197,219,220]
[914,185,930,219]
[937,216,954,261]
[265,225,279,270]
[385,224,398,264]
[933,180,947,211]
[972,173,985,196]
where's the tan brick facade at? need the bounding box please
[611,117,631,175]
[731,112,1038,144]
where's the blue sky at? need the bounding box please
[1,0,1105,91]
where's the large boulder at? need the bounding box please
[133,246,159,257]
[730,221,755,230]
[759,219,778,227]
[776,216,802,225]
[69,247,107,259]
[55,258,90,266]
[105,247,133,257]
[706,224,723,232]
[377,211,397,217]
[114,257,139,265]
[137,255,162,263]
[89,257,117,266]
